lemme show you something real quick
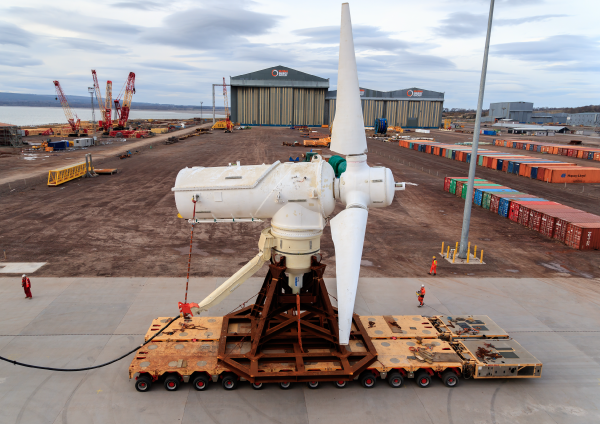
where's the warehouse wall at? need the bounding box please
[233,87,326,126]
[325,99,443,128]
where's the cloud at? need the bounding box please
[110,1,166,10]
[142,6,281,50]
[54,37,130,54]
[294,25,410,51]
[0,52,43,67]
[435,12,566,38]
[0,22,37,47]
[493,35,598,62]
[138,61,199,71]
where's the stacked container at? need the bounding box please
[443,177,600,250]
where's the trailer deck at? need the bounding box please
[129,314,542,392]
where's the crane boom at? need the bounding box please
[105,81,113,130]
[223,77,232,132]
[52,80,80,133]
[114,72,136,128]
[91,70,110,132]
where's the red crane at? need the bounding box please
[114,72,136,130]
[223,77,232,132]
[91,70,111,132]
[105,80,113,131]
[53,80,80,134]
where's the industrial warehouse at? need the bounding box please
[2,2,600,423]
[230,65,444,128]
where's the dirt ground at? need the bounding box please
[0,126,599,280]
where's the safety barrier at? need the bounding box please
[47,159,93,186]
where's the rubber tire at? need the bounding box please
[442,370,460,388]
[252,382,264,390]
[334,380,347,389]
[327,143,331,148]
[135,375,152,392]
[387,371,404,388]
[360,372,377,388]
[192,375,210,391]
[164,375,180,391]
[415,371,432,388]
[279,382,291,390]
[116,132,123,138]
[307,381,319,389]
[221,373,238,391]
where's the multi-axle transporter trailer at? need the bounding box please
[129,314,542,392]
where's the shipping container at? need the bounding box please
[565,224,600,250]
[542,167,600,184]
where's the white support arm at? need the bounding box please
[189,228,275,316]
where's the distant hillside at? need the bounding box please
[534,105,600,114]
[0,92,223,111]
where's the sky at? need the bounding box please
[0,0,598,109]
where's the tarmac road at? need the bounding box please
[1,276,599,424]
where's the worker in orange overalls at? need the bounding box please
[417,284,425,307]
[22,274,32,299]
[428,256,437,276]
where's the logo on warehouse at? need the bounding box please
[272,69,288,77]
[407,90,423,97]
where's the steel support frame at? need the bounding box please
[217,257,377,383]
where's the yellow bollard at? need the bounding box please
[480,250,484,263]
[467,242,471,263]
[452,248,457,263]
[441,241,444,256]
[446,245,450,259]
[474,245,477,257]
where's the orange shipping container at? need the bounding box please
[543,167,600,183]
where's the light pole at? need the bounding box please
[201,102,203,121]
[88,87,96,133]
[458,0,495,259]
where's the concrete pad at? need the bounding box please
[1,276,600,424]
[0,263,47,274]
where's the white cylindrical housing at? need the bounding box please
[172,157,336,231]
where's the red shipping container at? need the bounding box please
[565,223,600,250]
[540,214,556,238]
[528,210,543,231]
[444,177,451,192]
[509,202,521,222]
[490,195,501,213]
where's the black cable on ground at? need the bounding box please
[0,316,180,372]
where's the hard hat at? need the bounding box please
[433,256,436,259]
[22,274,26,278]
[421,284,425,287]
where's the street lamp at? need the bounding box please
[88,87,96,132]
[201,102,203,121]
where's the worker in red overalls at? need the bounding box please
[22,274,32,299]
[417,284,425,307]
[428,256,437,276]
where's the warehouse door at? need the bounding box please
[407,101,419,127]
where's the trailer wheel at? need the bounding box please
[360,372,377,388]
[135,374,152,392]
[221,373,238,390]
[442,370,459,388]
[192,375,210,391]
[116,132,123,138]
[415,371,431,388]
[387,371,404,388]
[279,382,292,390]
[251,382,264,390]
[334,381,347,389]
[164,375,180,391]
[307,381,319,389]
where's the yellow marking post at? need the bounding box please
[441,241,444,255]
[446,245,450,258]
[467,242,471,263]
[480,250,484,263]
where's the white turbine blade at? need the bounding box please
[330,207,368,345]
[330,2,367,156]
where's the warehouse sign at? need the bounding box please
[272,69,288,77]
[360,89,365,96]
[407,90,423,97]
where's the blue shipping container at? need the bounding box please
[531,167,538,179]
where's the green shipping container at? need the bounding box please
[450,180,457,194]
